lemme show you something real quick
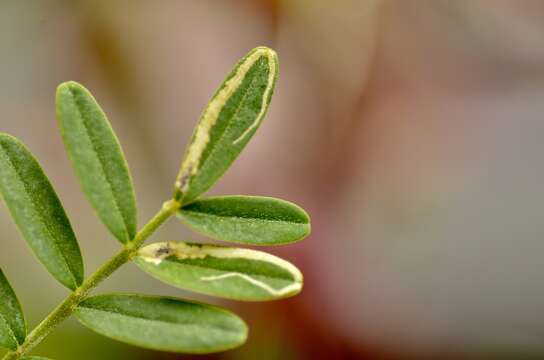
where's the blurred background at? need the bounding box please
[2,0,544,359]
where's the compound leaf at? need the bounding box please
[0,134,83,289]
[56,81,137,243]
[0,269,25,350]
[177,196,310,245]
[135,242,303,301]
[174,47,278,204]
[75,294,247,354]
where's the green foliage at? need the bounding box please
[0,270,25,350]
[56,82,137,243]
[75,294,246,353]
[0,46,310,359]
[178,196,310,245]
[21,357,53,360]
[0,134,84,290]
[135,242,303,301]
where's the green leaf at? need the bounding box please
[75,294,247,354]
[135,242,303,301]
[21,357,54,360]
[177,196,310,245]
[174,47,279,204]
[56,81,137,243]
[0,134,84,289]
[0,269,25,350]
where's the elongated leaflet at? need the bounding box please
[75,294,247,354]
[178,195,310,245]
[0,269,25,350]
[174,47,278,203]
[56,81,138,243]
[135,242,303,301]
[0,134,84,290]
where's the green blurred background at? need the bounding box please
[2,1,544,359]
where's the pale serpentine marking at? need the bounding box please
[139,241,302,297]
[199,273,301,297]
[175,47,277,193]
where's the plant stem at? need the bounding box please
[2,199,181,360]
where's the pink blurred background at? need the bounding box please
[2,1,544,359]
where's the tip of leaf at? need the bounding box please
[248,47,279,74]
[290,201,311,239]
[57,80,81,90]
[302,210,311,238]
[56,82,96,106]
[0,132,17,142]
[250,46,277,58]
[56,81,82,100]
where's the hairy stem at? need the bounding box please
[2,199,181,360]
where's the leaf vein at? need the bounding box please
[69,88,131,241]
[181,209,306,225]
[163,260,294,281]
[77,307,236,332]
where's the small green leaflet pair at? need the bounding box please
[0,47,310,357]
